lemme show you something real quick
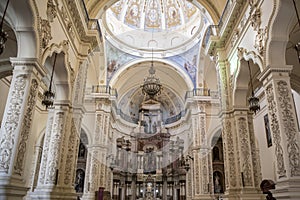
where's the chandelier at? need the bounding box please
[247,61,260,114]
[141,61,162,99]
[0,0,9,55]
[42,53,57,109]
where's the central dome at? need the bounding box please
[104,0,208,56]
[109,0,198,31]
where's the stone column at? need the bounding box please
[221,113,240,197]
[190,101,212,199]
[259,67,300,199]
[221,109,263,200]
[0,58,42,199]
[31,104,78,200]
[28,145,43,193]
[234,109,262,196]
[82,99,111,200]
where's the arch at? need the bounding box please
[42,41,72,102]
[209,128,222,148]
[3,0,39,58]
[233,59,260,107]
[265,0,295,67]
[237,47,263,72]
[109,58,194,91]
[80,124,93,146]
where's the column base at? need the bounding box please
[30,185,77,200]
[81,192,96,200]
[223,188,264,200]
[0,175,28,200]
[273,178,300,200]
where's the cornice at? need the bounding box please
[64,0,98,49]
[257,65,293,82]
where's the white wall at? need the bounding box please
[253,89,276,182]
[292,90,300,131]
[0,77,11,124]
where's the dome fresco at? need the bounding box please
[104,0,208,53]
[109,0,198,31]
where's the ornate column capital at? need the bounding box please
[9,57,46,78]
[257,65,293,84]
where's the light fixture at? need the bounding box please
[247,61,260,114]
[42,53,57,109]
[0,0,9,55]
[292,0,300,63]
[141,60,162,99]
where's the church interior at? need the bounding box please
[0,0,299,199]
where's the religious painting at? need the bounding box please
[264,114,272,147]
[167,42,200,86]
[106,41,137,83]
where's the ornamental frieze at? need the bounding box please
[47,0,57,22]
[277,80,300,176]
[265,84,286,178]
[40,19,52,48]
[14,79,38,176]
[0,75,26,173]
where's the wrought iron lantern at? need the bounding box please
[141,61,162,99]
[247,61,260,114]
[0,0,9,55]
[42,53,57,109]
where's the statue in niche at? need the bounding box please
[144,147,156,173]
[214,172,222,193]
[75,169,85,193]
[78,143,85,158]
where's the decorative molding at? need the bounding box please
[250,8,261,31]
[47,0,57,22]
[63,0,98,48]
[223,119,237,188]
[40,19,52,49]
[0,75,26,173]
[38,116,53,184]
[14,79,39,176]
[45,112,65,184]
[254,27,267,55]
[238,117,253,186]
[276,80,300,176]
[265,84,286,178]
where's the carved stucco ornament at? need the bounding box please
[254,27,267,55]
[251,8,261,31]
[47,0,57,22]
[41,19,52,49]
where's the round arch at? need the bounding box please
[109,58,194,91]
[233,59,261,108]
[265,0,295,67]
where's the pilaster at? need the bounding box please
[0,58,42,199]
[82,98,111,200]
[221,110,263,200]
[30,104,77,200]
[259,66,300,199]
[190,101,213,199]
